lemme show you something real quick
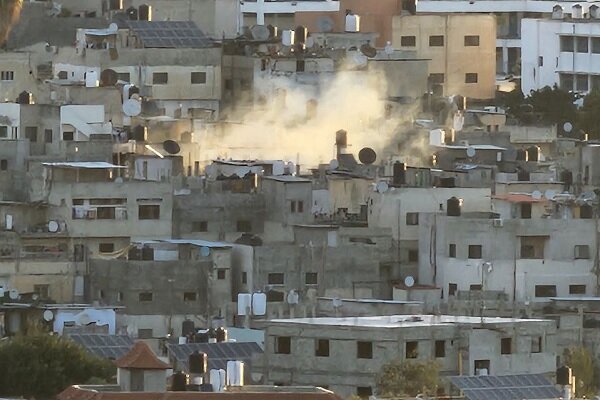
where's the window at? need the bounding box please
[408,249,419,262]
[356,387,372,398]
[470,284,482,291]
[474,359,490,375]
[225,79,233,90]
[291,201,295,213]
[357,341,372,359]
[560,73,574,91]
[139,292,153,302]
[0,126,7,138]
[117,291,123,302]
[192,221,208,232]
[315,339,329,357]
[576,74,588,92]
[267,290,284,302]
[44,129,53,143]
[535,285,557,298]
[465,73,478,83]
[25,127,37,143]
[468,245,482,259]
[575,36,588,53]
[449,244,456,258]
[237,220,252,232]
[268,272,284,285]
[0,160,7,171]
[152,72,168,84]
[117,72,130,82]
[400,36,416,47]
[449,283,457,296]
[217,269,226,280]
[435,340,445,358]
[520,236,546,259]
[464,35,480,46]
[306,272,318,285]
[0,71,14,81]
[34,284,49,299]
[575,245,590,259]
[538,56,544,67]
[593,37,600,54]
[429,73,445,84]
[191,72,207,84]
[406,341,418,358]
[184,292,197,301]
[63,131,74,141]
[99,243,114,253]
[97,207,115,220]
[275,336,291,354]
[138,205,160,220]
[297,201,304,212]
[531,336,542,353]
[406,212,419,225]
[296,60,305,72]
[520,203,532,219]
[290,201,305,213]
[242,272,247,284]
[569,284,586,295]
[561,36,574,52]
[501,338,512,354]
[429,35,444,46]
[73,244,85,262]
[137,328,153,339]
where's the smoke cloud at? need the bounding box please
[0,0,23,47]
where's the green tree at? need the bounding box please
[0,333,115,399]
[564,346,598,398]
[579,89,600,139]
[527,85,577,125]
[376,359,440,397]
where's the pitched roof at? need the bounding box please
[114,341,171,370]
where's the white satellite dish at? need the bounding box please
[384,41,394,55]
[9,288,19,300]
[123,99,142,117]
[376,181,389,193]
[544,190,556,200]
[532,190,542,200]
[332,298,343,308]
[108,23,119,33]
[466,146,476,158]
[563,122,573,133]
[404,276,415,288]
[43,310,54,322]
[200,247,211,257]
[329,159,339,170]
[48,220,59,233]
[305,36,315,48]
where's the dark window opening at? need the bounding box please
[296,60,305,72]
[449,283,457,296]
[138,328,153,339]
[0,160,7,171]
[520,202,532,219]
[242,272,247,284]
[275,336,291,354]
[237,220,252,232]
[429,73,445,84]
[356,387,372,398]
[34,284,49,299]
[449,243,456,258]
[465,73,478,83]
[569,284,586,295]
[192,221,208,232]
[435,340,445,358]
[357,341,373,359]
[191,72,207,84]
[315,339,329,357]
[152,72,168,84]
[268,272,284,285]
[535,285,557,298]
[25,127,37,143]
[184,292,197,301]
[44,129,53,143]
[306,272,318,285]
[464,35,480,46]
[400,36,416,47]
[474,359,490,375]
[470,284,482,291]
[575,245,590,259]
[138,204,160,220]
[501,338,512,354]
[63,131,74,141]
[99,243,114,253]
[532,336,542,353]
[406,212,419,225]
[267,290,285,302]
[408,249,419,262]
[217,269,226,280]
[468,245,482,259]
[406,341,418,358]
[139,292,153,302]
[429,35,444,46]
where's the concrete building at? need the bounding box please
[262,315,557,397]
[522,15,600,94]
[240,0,340,29]
[392,14,497,99]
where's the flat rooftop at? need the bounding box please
[269,314,550,328]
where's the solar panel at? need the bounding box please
[167,342,263,372]
[450,374,561,400]
[68,334,135,360]
[126,20,213,49]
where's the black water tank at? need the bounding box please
[128,85,139,98]
[208,328,217,341]
[182,320,195,337]
[454,95,466,111]
[171,371,188,391]
[517,170,530,181]
[294,25,308,44]
[516,149,528,161]
[109,0,123,10]
[126,6,138,20]
[216,327,227,343]
[527,146,539,162]
[131,125,147,142]
[335,129,347,146]
[561,170,573,185]
[138,4,152,21]
[447,197,461,216]
[189,351,208,374]
[556,366,572,385]
[16,91,32,105]
[581,204,593,219]
[392,162,406,186]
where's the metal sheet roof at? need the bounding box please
[126,21,213,49]
[68,334,134,360]
[167,342,263,372]
[450,374,560,400]
[42,162,126,169]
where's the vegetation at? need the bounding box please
[503,85,577,126]
[375,359,440,397]
[0,333,115,399]
[578,89,600,139]
[564,346,598,398]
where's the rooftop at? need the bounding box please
[126,21,214,49]
[42,162,126,170]
[114,341,170,370]
[262,175,312,183]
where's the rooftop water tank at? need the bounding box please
[345,14,360,32]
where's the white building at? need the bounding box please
[240,0,340,27]
[522,14,600,94]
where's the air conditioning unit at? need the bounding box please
[476,368,489,376]
[492,218,503,227]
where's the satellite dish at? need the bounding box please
[358,147,377,164]
[384,41,394,55]
[404,276,415,288]
[532,190,542,200]
[251,25,270,41]
[200,247,210,257]
[329,159,339,170]
[376,181,389,193]
[286,290,299,305]
[48,220,59,233]
[563,122,573,133]
[360,44,377,58]
[108,23,119,33]
[316,16,335,33]
[130,93,141,101]
[9,288,19,300]
[332,298,343,308]
[163,140,181,155]
[123,99,141,117]
[544,190,556,200]
[466,146,476,158]
[100,69,118,86]
[43,310,54,322]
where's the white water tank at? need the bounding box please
[85,70,99,87]
[572,4,583,18]
[226,361,245,386]
[282,30,295,46]
[237,293,252,315]
[552,4,564,19]
[345,14,360,32]
[252,292,267,316]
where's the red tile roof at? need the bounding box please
[114,341,171,370]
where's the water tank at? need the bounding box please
[109,0,123,10]
[282,30,295,46]
[335,129,347,146]
[216,327,227,342]
[580,204,593,219]
[516,149,528,161]
[16,91,33,105]
[561,170,573,185]
[590,4,600,19]
[182,319,195,337]
[392,161,406,186]
[129,85,139,98]
[294,26,308,44]
[226,361,245,386]
[527,146,539,162]
[131,125,147,142]
[345,14,360,32]
[552,4,564,19]
[85,70,99,88]
[195,330,209,343]
[138,4,152,21]
[447,197,461,216]
[171,371,188,391]
[572,4,583,19]
[517,170,530,181]
[189,351,208,374]
[267,24,278,38]
[556,366,572,385]
[453,95,466,111]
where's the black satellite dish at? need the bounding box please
[163,140,181,155]
[360,44,377,58]
[358,147,377,164]
[100,69,118,86]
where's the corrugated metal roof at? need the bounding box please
[450,374,560,400]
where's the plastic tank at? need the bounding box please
[182,319,195,337]
[216,327,227,343]
[131,125,147,142]
[446,197,461,216]
[109,0,123,10]
[392,161,406,186]
[16,91,32,105]
[189,351,208,374]
[335,129,347,147]
[281,30,295,46]
[138,4,152,21]
[527,146,539,162]
[556,366,572,385]
[294,26,308,44]
[171,371,188,391]
[345,14,360,32]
